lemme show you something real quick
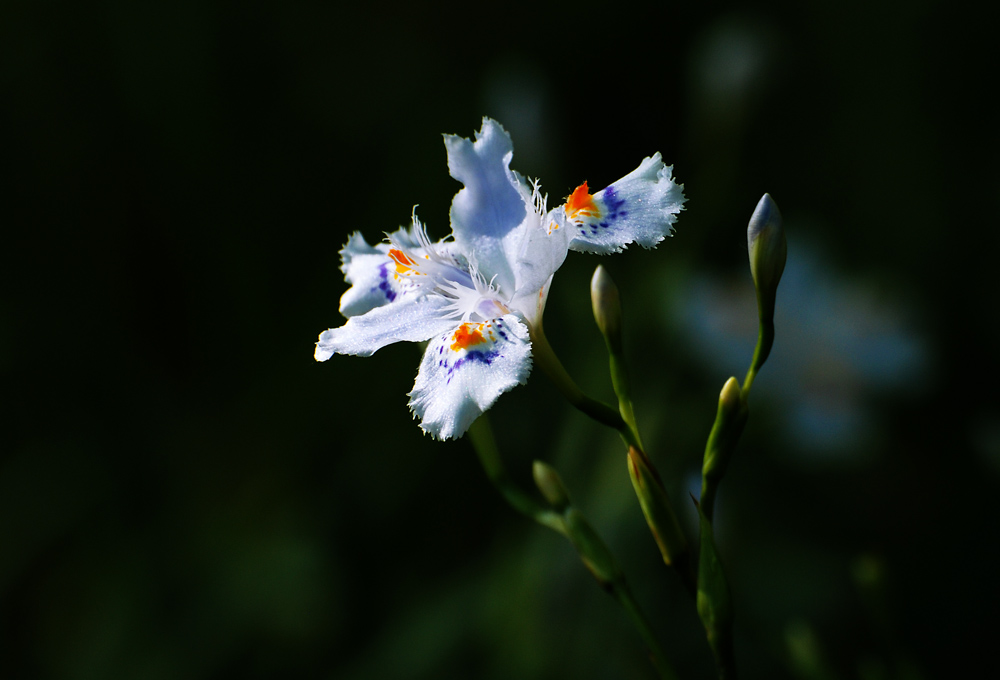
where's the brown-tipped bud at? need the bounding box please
[590,265,623,353]
[627,447,689,569]
[564,507,622,587]
[747,193,787,323]
[532,460,571,513]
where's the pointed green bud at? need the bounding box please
[591,265,623,353]
[591,264,639,436]
[719,375,742,412]
[564,507,622,588]
[532,460,571,513]
[747,193,786,324]
[700,377,748,521]
[702,377,748,484]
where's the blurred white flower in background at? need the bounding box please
[672,237,929,462]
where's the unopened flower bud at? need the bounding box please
[627,447,689,570]
[719,375,742,412]
[590,265,623,353]
[700,377,749,521]
[702,377,746,482]
[564,507,621,587]
[747,193,786,323]
[532,460,571,512]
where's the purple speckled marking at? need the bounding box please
[441,348,502,384]
[436,321,512,384]
[572,186,629,238]
[602,186,627,219]
[372,263,397,302]
[451,349,498,371]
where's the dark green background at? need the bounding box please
[2,1,996,678]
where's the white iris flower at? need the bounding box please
[315,118,685,439]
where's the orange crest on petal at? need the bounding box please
[450,323,487,351]
[389,248,416,275]
[566,182,601,219]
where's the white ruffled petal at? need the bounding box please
[340,254,416,318]
[445,118,527,294]
[337,224,469,318]
[315,295,457,360]
[337,231,420,317]
[567,154,686,254]
[409,314,532,439]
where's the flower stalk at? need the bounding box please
[591,265,644,449]
[703,194,786,518]
[695,194,787,679]
[529,322,641,449]
[534,323,695,592]
[628,447,695,592]
[530,461,678,680]
[700,377,748,522]
[743,193,786,395]
[588,265,693,589]
[467,417,564,532]
[696,501,737,680]
[468,418,678,680]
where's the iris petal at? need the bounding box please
[409,314,532,439]
[567,155,686,254]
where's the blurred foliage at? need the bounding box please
[1,0,996,678]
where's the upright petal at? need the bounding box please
[507,210,572,326]
[566,154,686,254]
[445,118,526,293]
[409,314,532,439]
[315,295,457,360]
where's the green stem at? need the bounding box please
[468,415,677,680]
[609,351,645,451]
[628,447,697,594]
[467,417,564,533]
[529,323,642,451]
[700,478,718,524]
[697,504,738,680]
[742,318,773,397]
[531,323,693,591]
[699,396,747,524]
[614,581,680,680]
